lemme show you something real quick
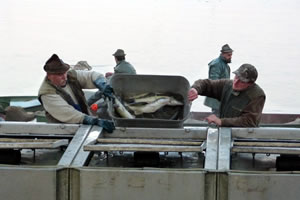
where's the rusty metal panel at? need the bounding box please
[222,172,300,200]
[0,167,58,200]
[71,168,206,200]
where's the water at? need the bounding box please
[1,0,300,113]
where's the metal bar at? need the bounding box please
[218,128,231,170]
[205,128,218,170]
[0,121,80,135]
[232,146,300,154]
[57,125,92,166]
[232,127,300,140]
[71,126,103,167]
[102,127,207,139]
[97,138,203,146]
[84,143,203,152]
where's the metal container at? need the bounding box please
[108,74,191,128]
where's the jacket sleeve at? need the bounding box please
[192,79,229,101]
[221,95,266,127]
[41,94,85,123]
[75,70,105,89]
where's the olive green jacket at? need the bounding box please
[114,60,136,74]
[192,79,266,127]
[204,56,231,109]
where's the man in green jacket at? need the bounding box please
[105,49,136,78]
[204,44,233,116]
[189,64,265,127]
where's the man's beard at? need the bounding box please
[225,58,231,63]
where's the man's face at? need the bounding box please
[47,72,68,87]
[222,52,232,63]
[232,75,252,91]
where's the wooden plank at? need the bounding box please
[97,138,203,146]
[234,141,300,147]
[0,138,64,142]
[0,121,79,135]
[0,139,68,149]
[232,146,300,154]
[84,143,203,152]
[104,127,207,139]
[232,127,300,140]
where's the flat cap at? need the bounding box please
[233,64,258,83]
[44,54,70,74]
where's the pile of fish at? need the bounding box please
[111,93,184,120]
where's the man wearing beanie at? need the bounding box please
[189,64,265,127]
[38,54,115,133]
[204,44,233,116]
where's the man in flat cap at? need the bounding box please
[105,49,136,78]
[38,54,115,133]
[189,64,265,127]
[204,44,233,116]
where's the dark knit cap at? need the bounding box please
[44,54,70,74]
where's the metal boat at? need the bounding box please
[1,78,300,200]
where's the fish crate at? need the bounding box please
[108,74,191,128]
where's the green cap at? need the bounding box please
[233,64,258,83]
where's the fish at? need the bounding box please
[126,96,183,115]
[113,95,135,119]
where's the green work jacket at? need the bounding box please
[204,56,230,109]
[114,60,136,74]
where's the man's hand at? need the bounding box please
[83,115,115,133]
[205,114,222,126]
[97,119,115,133]
[188,88,198,102]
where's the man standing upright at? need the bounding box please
[204,44,233,116]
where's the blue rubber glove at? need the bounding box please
[97,119,115,133]
[83,115,98,125]
[83,115,115,133]
[94,78,114,99]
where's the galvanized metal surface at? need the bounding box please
[0,167,58,200]
[70,126,103,167]
[223,172,300,200]
[205,128,218,170]
[108,74,191,128]
[71,168,206,200]
[218,128,231,170]
[58,125,92,166]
